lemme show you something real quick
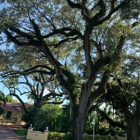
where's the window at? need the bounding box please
[5,111,12,119]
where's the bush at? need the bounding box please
[48,132,118,140]
[48,132,67,140]
[48,132,72,140]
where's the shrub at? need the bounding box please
[48,132,118,140]
[48,132,66,140]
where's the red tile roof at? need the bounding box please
[0,101,32,111]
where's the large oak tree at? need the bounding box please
[0,0,140,140]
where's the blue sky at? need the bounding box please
[0,82,29,102]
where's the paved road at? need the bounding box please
[0,125,26,140]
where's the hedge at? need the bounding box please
[48,132,118,140]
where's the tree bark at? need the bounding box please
[72,105,87,140]
[129,124,139,140]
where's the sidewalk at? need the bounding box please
[0,125,26,140]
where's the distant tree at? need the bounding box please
[0,91,6,105]
[5,94,18,103]
[22,103,62,131]
[0,91,6,114]
[3,71,65,113]
[33,104,62,131]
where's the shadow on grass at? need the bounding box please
[14,128,28,138]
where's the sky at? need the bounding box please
[0,82,29,102]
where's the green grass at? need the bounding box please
[14,128,28,138]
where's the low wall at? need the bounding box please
[117,136,127,140]
[26,127,49,140]
[0,118,16,123]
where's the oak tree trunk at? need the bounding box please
[131,125,139,140]
[71,89,90,140]
[72,106,87,140]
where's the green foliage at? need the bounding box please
[21,107,36,124]
[0,91,6,105]
[33,104,62,131]
[60,104,72,132]
[48,132,118,140]
[60,66,77,97]
[5,94,18,103]
[120,0,140,19]
[60,66,75,85]
[48,132,70,140]
[22,104,63,132]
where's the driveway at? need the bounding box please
[0,125,26,140]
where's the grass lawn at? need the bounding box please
[14,128,28,138]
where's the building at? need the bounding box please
[0,102,30,125]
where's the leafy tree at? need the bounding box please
[3,71,65,113]
[0,91,6,114]
[60,103,72,132]
[5,94,18,103]
[22,103,63,131]
[21,106,35,126]
[0,1,140,140]
[0,90,6,105]
[33,104,62,131]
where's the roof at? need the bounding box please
[0,101,32,111]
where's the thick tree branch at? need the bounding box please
[89,0,106,25]
[90,0,131,27]
[5,30,40,46]
[83,30,93,75]
[9,92,29,114]
[87,71,109,111]
[88,56,110,84]
[66,0,82,9]
[43,28,83,39]
[95,106,127,131]
[1,65,55,78]
[80,57,111,113]
[40,42,76,104]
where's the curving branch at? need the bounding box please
[95,0,131,26]
[95,105,127,131]
[43,28,83,39]
[89,0,106,25]
[1,65,55,78]
[66,0,82,9]
[8,88,29,114]
[87,71,109,111]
